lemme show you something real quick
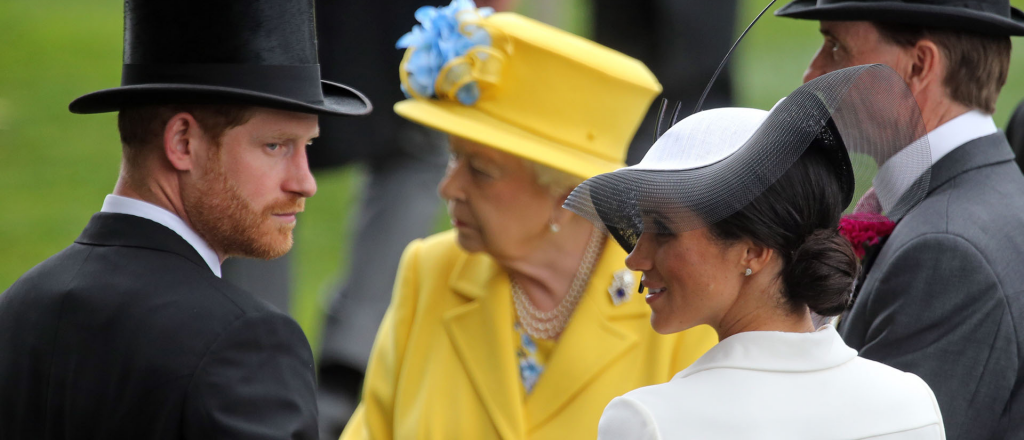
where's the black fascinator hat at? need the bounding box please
[564,64,933,251]
[69,0,372,116]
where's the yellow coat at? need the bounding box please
[341,230,717,440]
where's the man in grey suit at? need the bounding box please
[777,1,1024,439]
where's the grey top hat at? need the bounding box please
[69,0,372,116]
[775,0,1024,35]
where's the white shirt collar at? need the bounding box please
[101,194,222,277]
[926,109,998,165]
[674,325,857,378]
[872,109,998,212]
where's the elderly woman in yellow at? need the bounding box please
[339,3,717,440]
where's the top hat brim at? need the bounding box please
[775,1,1024,35]
[68,80,372,116]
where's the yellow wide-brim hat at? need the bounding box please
[394,12,662,180]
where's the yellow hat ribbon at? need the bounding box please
[399,9,512,105]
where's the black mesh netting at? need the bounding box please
[564,64,930,251]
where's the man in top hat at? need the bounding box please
[0,0,370,439]
[776,1,1024,439]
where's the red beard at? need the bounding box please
[182,157,303,260]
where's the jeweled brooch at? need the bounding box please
[608,269,635,306]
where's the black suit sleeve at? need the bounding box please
[183,311,318,440]
[856,234,1016,440]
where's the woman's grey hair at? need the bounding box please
[524,159,584,197]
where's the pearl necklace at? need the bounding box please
[511,229,605,340]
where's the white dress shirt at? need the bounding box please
[873,110,997,212]
[101,194,222,277]
[926,109,998,165]
[597,325,945,439]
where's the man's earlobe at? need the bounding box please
[164,113,197,171]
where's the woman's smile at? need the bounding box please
[640,275,669,304]
[644,286,667,304]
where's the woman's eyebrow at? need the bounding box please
[644,211,672,231]
[467,153,500,168]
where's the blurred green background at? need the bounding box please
[2,0,1023,351]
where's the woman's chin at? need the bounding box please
[454,231,485,254]
[649,313,696,335]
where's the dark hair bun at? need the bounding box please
[708,147,861,317]
[782,229,859,316]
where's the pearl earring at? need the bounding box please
[549,223,561,233]
[744,268,752,276]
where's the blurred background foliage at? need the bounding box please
[2,0,1023,351]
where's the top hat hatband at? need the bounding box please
[775,0,1024,35]
[69,0,372,116]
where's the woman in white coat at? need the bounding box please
[564,64,946,439]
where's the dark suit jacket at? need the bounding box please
[0,213,318,439]
[840,133,1024,440]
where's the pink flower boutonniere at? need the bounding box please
[838,213,896,259]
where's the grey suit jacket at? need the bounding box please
[840,133,1024,440]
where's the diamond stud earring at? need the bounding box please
[549,223,561,233]
[744,268,752,276]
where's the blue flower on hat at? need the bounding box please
[396,0,495,105]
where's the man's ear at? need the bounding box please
[906,38,943,96]
[163,112,202,172]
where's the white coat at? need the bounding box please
[597,325,945,439]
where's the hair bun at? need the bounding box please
[781,229,859,316]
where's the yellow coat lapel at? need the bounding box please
[441,239,650,438]
[525,238,648,431]
[342,232,718,440]
[443,252,525,440]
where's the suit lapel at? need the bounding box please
[524,239,645,431]
[927,133,1016,193]
[849,234,889,307]
[443,252,525,440]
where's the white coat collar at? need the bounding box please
[101,194,223,277]
[674,325,856,379]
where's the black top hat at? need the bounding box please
[69,0,372,116]
[775,0,1024,35]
